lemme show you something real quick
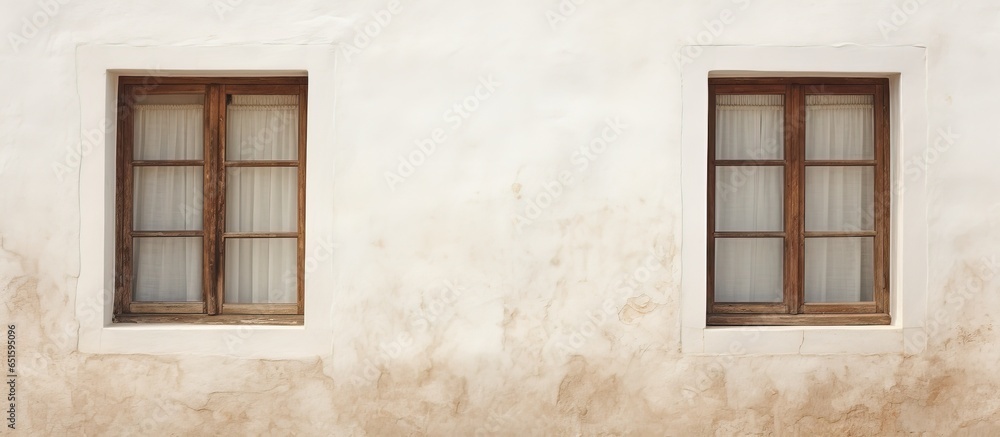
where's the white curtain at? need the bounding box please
[804,95,874,302]
[715,94,784,160]
[714,95,785,302]
[132,104,204,302]
[225,95,298,160]
[224,95,299,304]
[131,96,299,304]
[714,94,874,303]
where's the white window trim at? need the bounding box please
[680,45,928,355]
[76,45,337,358]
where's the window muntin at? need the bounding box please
[114,77,307,324]
[707,78,890,326]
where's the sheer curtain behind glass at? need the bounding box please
[132,102,204,302]
[225,95,299,304]
[714,95,784,302]
[805,95,874,302]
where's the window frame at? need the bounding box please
[706,77,890,326]
[677,46,928,356]
[113,76,308,325]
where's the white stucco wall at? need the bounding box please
[2,0,999,434]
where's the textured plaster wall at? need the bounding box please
[1,0,999,435]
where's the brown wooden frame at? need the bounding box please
[114,76,307,325]
[707,77,890,326]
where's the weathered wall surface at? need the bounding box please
[2,0,1000,434]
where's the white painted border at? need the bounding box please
[75,45,337,358]
[680,45,928,355]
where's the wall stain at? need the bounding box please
[9,217,1000,434]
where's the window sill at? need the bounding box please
[683,324,911,355]
[85,323,323,358]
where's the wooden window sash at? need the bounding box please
[786,83,803,315]
[114,78,307,324]
[707,78,890,325]
[216,83,306,316]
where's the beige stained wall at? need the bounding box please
[2,0,1000,435]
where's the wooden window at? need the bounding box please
[114,77,307,325]
[707,78,890,326]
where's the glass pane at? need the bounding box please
[226,95,299,161]
[714,238,783,302]
[715,94,784,160]
[134,166,203,231]
[805,95,874,160]
[225,167,298,232]
[805,237,874,302]
[225,238,297,304]
[805,167,874,232]
[716,166,783,231]
[133,237,203,302]
[133,94,205,160]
